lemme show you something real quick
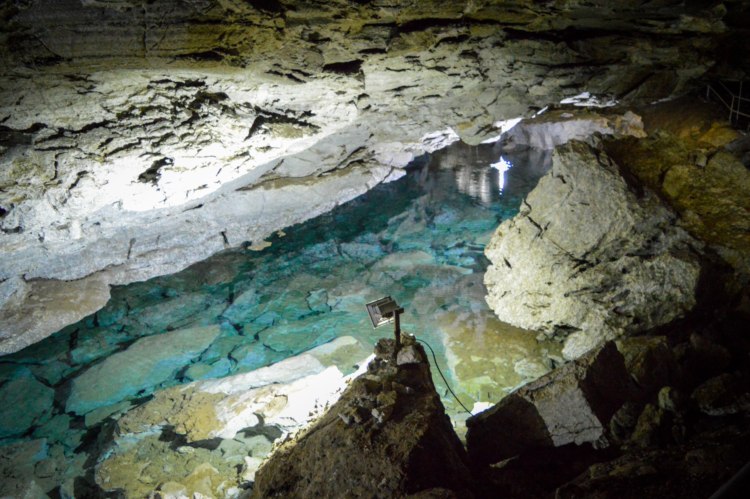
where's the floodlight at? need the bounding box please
[365,296,405,355]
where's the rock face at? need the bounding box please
[466,341,635,466]
[604,101,750,275]
[0,0,742,352]
[484,140,703,359]
[252,335,473,498]
[463,320,750,498]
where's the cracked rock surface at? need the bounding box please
[484,140,703,359]
[0,0,743,352]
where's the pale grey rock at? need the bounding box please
[396,344,422,365]
[501,110,647,150]
[484,141,702,359]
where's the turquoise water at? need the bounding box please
[0,141,555,449]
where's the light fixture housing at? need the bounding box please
[365,296,401,328]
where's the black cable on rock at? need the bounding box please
[416,338,475,417]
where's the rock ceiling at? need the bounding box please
[0,0,748,352]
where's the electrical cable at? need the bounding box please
[416,338,475,417]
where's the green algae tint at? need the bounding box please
[0,141,560,443]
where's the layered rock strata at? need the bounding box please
[0,0,740,352]
[484,140,703,359]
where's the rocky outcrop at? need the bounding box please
[464,316,750,498]
[484,140,703,359]
[252,335,473,498]
[466,341,635,466]
[604,100,750,276]
[0,0,742,352]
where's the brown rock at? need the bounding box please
[252,336,473,498]
[616,336,679,399]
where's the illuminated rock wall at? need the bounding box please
[0,0,741,351]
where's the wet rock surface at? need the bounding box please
[252,335,473,498]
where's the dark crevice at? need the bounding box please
[138,157,172,185]
[435,34,470,47]
[322,60,363,75]
[266,69,306,83]
[69,170,88,190]
[397,17,467,33]
[247,0,285,14]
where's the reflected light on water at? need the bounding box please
[490,156,513,194]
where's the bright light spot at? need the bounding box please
[482,117,524,144]
[490,156,513,193]
[533,106,549,118]
[472,401,494,415]
[560,92,617,108]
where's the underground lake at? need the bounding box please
[0,140,561,457]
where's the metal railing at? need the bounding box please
[706,80,750,128]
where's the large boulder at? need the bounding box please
[484,141,702,359]
[466,341,635,466]
[252,335,473,498]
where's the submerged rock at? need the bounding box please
[66,325,222,415]
[484,141,703,359]
[115,336,371,442]
[93,336,371,497]
[252,335,473,498]
[0,376,55,438]
[95,434,244,499]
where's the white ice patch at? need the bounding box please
[560,92,617,108]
